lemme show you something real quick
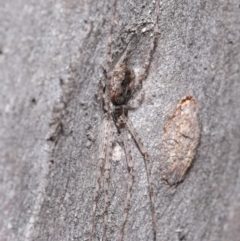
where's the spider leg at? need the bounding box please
[134,0,159,88]
[102,121,113,241]
[107,0,118,70]
[126,119,157,241]
[107,0,137,73]
[89,115,108,241]
[119,129,135,241]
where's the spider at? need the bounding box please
[89,1,159,240]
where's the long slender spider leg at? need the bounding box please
[119,130,135,241]
[126,119,157,241]
[107,0,118,69]
[102,123,113,241]
[89,115,108,241]
[135,0,160,88]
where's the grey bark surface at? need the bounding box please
[0,0,240,241]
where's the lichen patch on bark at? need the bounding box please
[160,96,200,185]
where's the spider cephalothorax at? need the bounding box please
[111,105,128,130]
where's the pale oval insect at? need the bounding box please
[160,96,200,185]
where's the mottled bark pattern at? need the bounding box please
[160,96,200,185]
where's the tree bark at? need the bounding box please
[0,0,240,240]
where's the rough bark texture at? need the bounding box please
[0,0,240,241]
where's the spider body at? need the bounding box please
[108,59,135,131]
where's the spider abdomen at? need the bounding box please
[109,60,135,106]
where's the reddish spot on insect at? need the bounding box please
[160,96,200,185]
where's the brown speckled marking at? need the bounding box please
[160,96,200,185]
